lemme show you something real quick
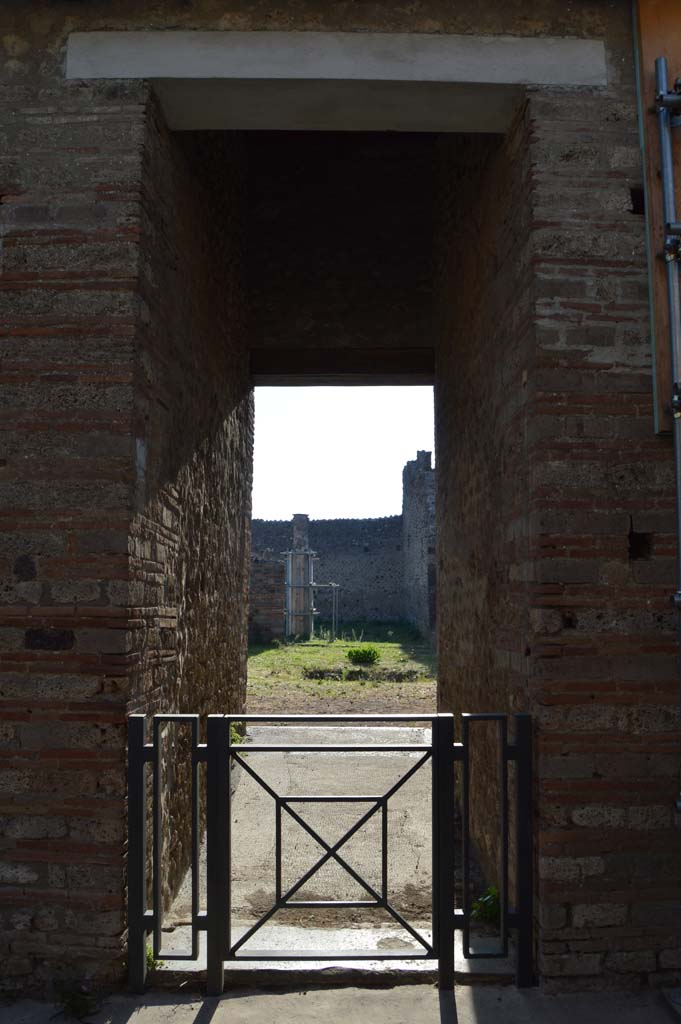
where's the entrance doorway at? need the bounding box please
[123,115,537,991]
[128,710,533,993]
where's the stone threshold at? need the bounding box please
[154,926,514,989]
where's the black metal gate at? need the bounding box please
[128,712,533,994]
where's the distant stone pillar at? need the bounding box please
[292,513,310,550]
[402,451,436,641]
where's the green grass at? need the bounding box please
[248,621,436,697]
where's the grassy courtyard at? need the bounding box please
[246,622,437,715]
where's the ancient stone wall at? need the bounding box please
[402,451,437,640]
[0,70,147,992]
[0,67,251,995]
[251,516,405,625]
[526,81,681,991]
[435,3,681,990]
[3,0,681,997]
[311,518,405,623]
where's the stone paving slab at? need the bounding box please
[155,926,513,985]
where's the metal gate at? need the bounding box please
[127,712,533,994]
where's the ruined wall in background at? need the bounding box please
[310,518,404,622]
[402,451,437,640]
[251,516,404,625]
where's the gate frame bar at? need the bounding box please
[128,710,534,994]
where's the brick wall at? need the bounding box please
[0,79,251,991]
[435,118,535,898]
[3,0,681,997]
[435,32,681,993]
[526,84,681,991]
[249,560,285,642]
[0,73,147,993]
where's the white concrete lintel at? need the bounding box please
[66,31,607,88]
[66,31,606,133]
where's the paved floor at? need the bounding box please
[4,985,676,1024]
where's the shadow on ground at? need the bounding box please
[4,984,676,1024]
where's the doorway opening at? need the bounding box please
[137,109,533,988]
[243,130,441,715]
[248,383,437,717]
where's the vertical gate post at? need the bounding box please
[127,715,148,993]
[433,713,455,989]
[206,715,230,996]
[514,713,534,987]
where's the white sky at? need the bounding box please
[252,386,435,520]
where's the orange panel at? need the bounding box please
[636,0,681,432]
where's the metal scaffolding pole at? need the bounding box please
[655,57,681,811]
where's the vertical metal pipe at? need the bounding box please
[151,717,162,960]
[127,715,148,993]
[308,552,315,638]
[206,715,229,996]
[461,714,471,958]
[514,714,534,987]
[499,717,509,958]
[433,713,456,989]
[655,57,681,810]
[275,799,282,902]
[381,799,388,902]
[190,717,199,960]
[656,58,681,605]
[284,553,291,637]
